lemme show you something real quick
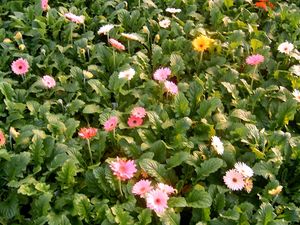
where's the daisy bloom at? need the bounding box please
[118,68,135,80]
[223,169,245,191]
[127,115,143,128]
[255,0,274,11]
[104,116,118,132]
[278,41,294,54]
[42,75,56,88]
[64,13,85,24]
[121,33,143,42]
[246,54,264,66]
[109,157,137,181]
[146,189,169,215]
[132,180,153,197]
[290,65,300,76]
[166,8,182,13]
[159,19,171,28]
[41,0,48,11]
[157,183,176,195]
[192,35,214,52]
[292,89,300,102]
[234,162,254,178]
[11,58,30,75]
[78,127,98,139]
[0,131,5,146]
[153,67,171,81]
[164,81,178,95]
[97,24,114,35]
[211,136,224,155]
[108,38,125,51]
[131,107,147,118]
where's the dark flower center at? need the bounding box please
[232,178,237,183]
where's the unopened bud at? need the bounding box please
[83,70,94,79]
[10,127,20,139]
[19,44,26,50]
[154,34,160,43]
[3,38,12,43]
[14,32,22,40]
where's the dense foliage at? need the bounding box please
[0,0,300,224]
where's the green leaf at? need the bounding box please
[111,205,134,225]
[256,203,276,225]
[231,109,255,122]
[174,93,190,117]
[187,78,204,111]
[31,193,52,217]
[198,97,222,118]
[30,135,45,165]
[0,149,10,161]
[170,53,185,74]
[88,79,110,98]
[83,104,101,114]
[224,0,234,8]
[73,194,92,221]
[47,213,71,225]
[0,193,19,219]
[4,152,31,180]
[66,99,85,115]
[168,197,188,208]
[275,99,297,128]
[138,209,152,225]
[56,160,78,189]
[196,158,224,180]
[64,118,80,139]
[139,159,168,183]
[161,210,180,225]
[0,82,15,100]
[250,39,263,51]
[253,161,276,179]
[166,151,190,169]
[186,188,212,208]
[221,208,240,220]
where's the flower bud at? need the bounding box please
[19,44,26,50]
[3,38,12,43]
[14,32,22,40]
[10,127,20,139]
[83,70,94,79]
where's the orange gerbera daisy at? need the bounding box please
[192,35,214,52]
[255,0,274,11]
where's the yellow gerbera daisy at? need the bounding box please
[192,35,214,52]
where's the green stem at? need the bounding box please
[250,65,257,90]
[118,179,123,197]
[87,139,93,164]
[113,49,116,68]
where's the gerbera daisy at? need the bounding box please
[165,8,182,13]
[223,169,245,191]
[192,35,214,52]
[11,58,30,75]
[278,41,294,55]
[108,38,125,51]
[104,116,118,132]
[127,115,143,128]
[290,65,300,76]
[132,180,153,197]
[157,183,176,195]
[246,54,264,66]
[146,189,169,215]
[97,24,114,35]
[109,157,137,181]
[234,162,254,178]
[131,107,147,118]
[0,131,5,146]
[41,0,48,11]
[78,127,98,139]
[211,136,224,155]
[159,19,171,28]
[153,67,171,81]
[164,81,178,95]
[292,89,300,102]
[42,75,56,88]
[118,68,135,80]
[64,12,85,24]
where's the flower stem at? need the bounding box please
[250,65,257,90]
[118,179,123,197]
[113,49,116,68]
[86,139,93,164]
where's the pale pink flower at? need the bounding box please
[278,41,294,54]
[11,58,29,75]
[292,89,300,102]
[164,81,178,95]
[97,24,114,35]
[108,38,125,51]
[146,189,169,215]
[131,107,146,118]
[159,19,171,28]
[127,115,143,128]
[0,130,5,146]
[153,67,171,81]
[234,162,254,178]
[109,157,137,181]
[104,116,118,132]
[246,54,264,66]
[223,169,245,191]
[157,183,175,195]
[64,12,85,24]
[132,180,153,197]
[42,75,56,88]
[41,0,48,11]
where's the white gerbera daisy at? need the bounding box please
[97,24,114,35]
[278,41,294,54]
[234,162,254,178]
[118,68,136,80]
[292,89,300,102]
[211,136,224,155]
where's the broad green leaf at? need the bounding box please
[47,213,71,225]
[139,159,168,183]
[174,117,192,134]
[253,161,276,179]
[0,82,15,100]
[196,158,224,180]
[174,93,190,117]
[88,79,110,98]
[30,135,45,165]
[231,109,255,122]
[64,118,80,139]
[256,203,275,225]
[168,197,188,208]
[250,39,263,51]
[198,97,222,118]
[0,149,10,160]
[161,210,180,225]
[166,151,190,169]
[73,194,92,221]
[275,99,297,128]
[221,208,240,220]
[66,99,85,115]
[4,152,31,180]
[138,209,152,225]
[56,160,78,188]
[83,104,101,114]
[0,193,18,219]
[31,193,52,217]
[224,0,234,8]
[111,206,134,225]
[186,188,212,208]
[170,53,185,74]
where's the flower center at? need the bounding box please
[19,66,23,69]
[155,198,161,204]
[232,178,237,183]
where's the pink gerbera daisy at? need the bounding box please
[157,183,176,195]
[109,157,137,181]
[153,67,171,81]
[164,81,178,95]
[64,12,85,24]
[131,107,147,118]
[246,54,264,66]
[132,179,153,197]
[78,127,98,139]
[42,75,56,88]
[0,131,5,146]
[41,0,48,11]
[108,38,125,51]
[104,116,118,132]
[11,58,29,75]
[223,169,245,191]
[146,189,169,215]
[127,115,143,128]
